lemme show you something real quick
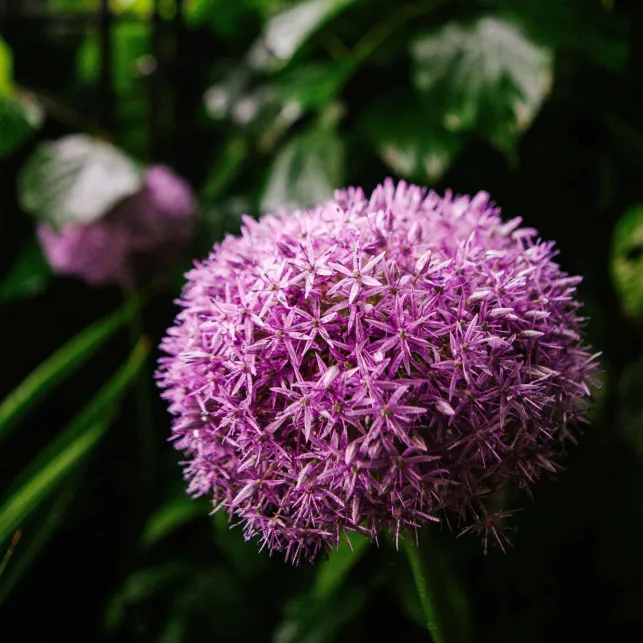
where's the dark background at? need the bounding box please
[1,1,643,641]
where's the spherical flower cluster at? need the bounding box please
[38,165,195,288]
[157,179,598,563]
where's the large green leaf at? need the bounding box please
[0,93,44,158]
[18,134,143,229]
[0,239,51,303]
[274,62,351,113]
[260,0,357,68]
[261,123,344,212]
[0,338,150,546]
[362,91,461,183]
[0,300,138,445]
[411,17,552,153]
[492,0,628,71]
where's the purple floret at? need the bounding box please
[157,179,599,563]
[38,165,196,288]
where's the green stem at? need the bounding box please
[403,538,446,643]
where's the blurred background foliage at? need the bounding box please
[1,0,643,641]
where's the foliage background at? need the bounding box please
[1,0,643,641]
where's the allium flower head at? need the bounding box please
[38,165,195,288]
[158,179,598,562]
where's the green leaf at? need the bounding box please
[0,92,44,158]
[261,123,344,212]
[185,0,255,37]
[274,62,351,112]
[491,0,628,72]
[0,340,149,543]
[0,239,51,302]
[411,17,552,154]
[104,562,195,632]
[273,535,370,643]
[311,532,370,601]
[0,301,138,446]
[274,586,367,643]
[201,138,248,204]
[362,91,461,183]
[0,480,76,606]
[212,510,269,578]
[18,134,143,229]
[261,0,357,68]
[611,204,643,320]
[0,37,14,97]
[141,494,205,548]
[0,339,149,546]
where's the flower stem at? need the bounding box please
[403,538,446,643]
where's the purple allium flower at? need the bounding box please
[157,179,599,563]
[38,165,195,288]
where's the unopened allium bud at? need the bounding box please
[38,165,195,288]
[157,179,598,563]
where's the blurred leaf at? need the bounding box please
[0,480,76,606]
[157,617,187,643]
[362,91,461,183]
[311,532,370,601]
[0,338,150,546]
[274,586,367,643]
[0,37,13,97]
[201,138,248,203]
[105,562,195,632]
[212,510,269,578]
[0,239,51,303]
[0,92,44,158]
[261,0,357,68]
[611,204,643,320]
[0,301,138,446]
[186,0,255,37]
[18,134,143,229]
[112,0,153,15]
[411,17,552,154]
[261,123,344,212]
[492,0,628,71]
[274,535,370,643]
[120,564,193,603]
[141,494,205,548]
[274,62,351,112]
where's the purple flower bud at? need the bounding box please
[38,165,196,288]
[157,179,599,563]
